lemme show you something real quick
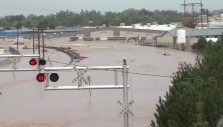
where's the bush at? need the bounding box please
[191,37,207,52]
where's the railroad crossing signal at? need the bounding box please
[36,73,59,82]
[72,67,90,86]
[39,58,46,65]
[117,100,134,117]
[29,58,46,66]
[36,59,132,127]
[29,58,37,66]
[50,73,59,82]
[36,73,45,82]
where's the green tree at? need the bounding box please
[191,36,208,52]
[193,96,210,127]
[150,36,223,127]
[0,9,184,29]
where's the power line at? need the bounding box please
[93,68,217,82]
[127,72,172,78]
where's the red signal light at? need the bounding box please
[29,58,37,66]
[36,73,45,82]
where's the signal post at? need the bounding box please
[36,59,133,127]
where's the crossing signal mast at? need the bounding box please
[36,59,133,127]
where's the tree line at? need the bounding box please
[0,9,183,30]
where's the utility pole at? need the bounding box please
[191,4,195,27]
[183,0,186,24]
[181,1,203,28]
[200,0,203,29]
[37,25,41,70]
[206,9,209,28]
[37,26,40,56]
[122,58,129,127]
[42,28,45,59]
[32,27,35,54]
[16,28,19,50]
[180,0,187,24]
[201,9,209,28]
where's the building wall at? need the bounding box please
[156,33,174,46]
[73,28,163,42]
[189,37,199,45]
[120,31,153,39]
[113,29,120,36]
[0,49,4,55]
[90,30,114,40]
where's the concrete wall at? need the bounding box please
[156,32,174,46]
[120,31,153,39]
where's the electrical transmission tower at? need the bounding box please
[181,0,204,29]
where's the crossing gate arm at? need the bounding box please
[0,69,40,72]
[0,54,40,58]
[44,66,129,71]
[0,54,41,72]
[45,85,129,90]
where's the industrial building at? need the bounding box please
[72,27,163,42]
[155,27,223,48]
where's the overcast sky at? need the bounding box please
[0,0,222,17]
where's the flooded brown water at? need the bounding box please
[0,39,196,127]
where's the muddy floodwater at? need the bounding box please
[0,38,196,127]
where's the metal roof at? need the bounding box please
[115,24,176,31]
[73,27,163,35]
[168,27,223,37]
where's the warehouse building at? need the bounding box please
[155,27,223,48]
[72,27,163,42]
